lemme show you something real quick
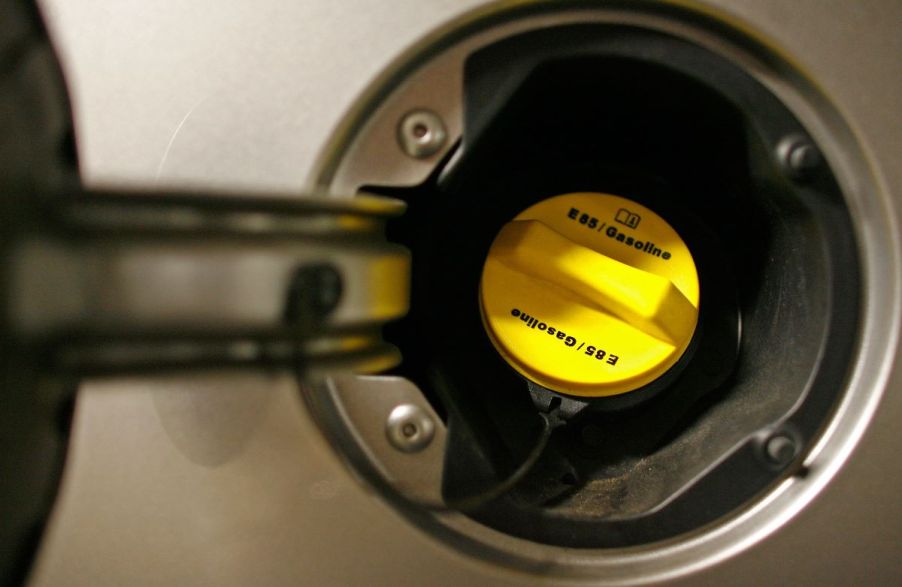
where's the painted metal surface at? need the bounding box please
[30,1,901,585]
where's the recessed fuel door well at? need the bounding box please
[367,24,860,547]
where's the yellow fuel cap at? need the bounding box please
[479,192,700,398]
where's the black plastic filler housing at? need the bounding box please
[375,24,860,546]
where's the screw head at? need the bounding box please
[777,134,821,178]
[397,109,447,159]
[764,432,798,466]
[386,403,435,453]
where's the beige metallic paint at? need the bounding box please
[30,1,901,584]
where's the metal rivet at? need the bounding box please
[764,432,798,466]
[777,134,821,178]
[386,403,435,453]
[397,109,447,159]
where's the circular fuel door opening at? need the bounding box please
[311,2,894,582]
[480,192,699,398]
